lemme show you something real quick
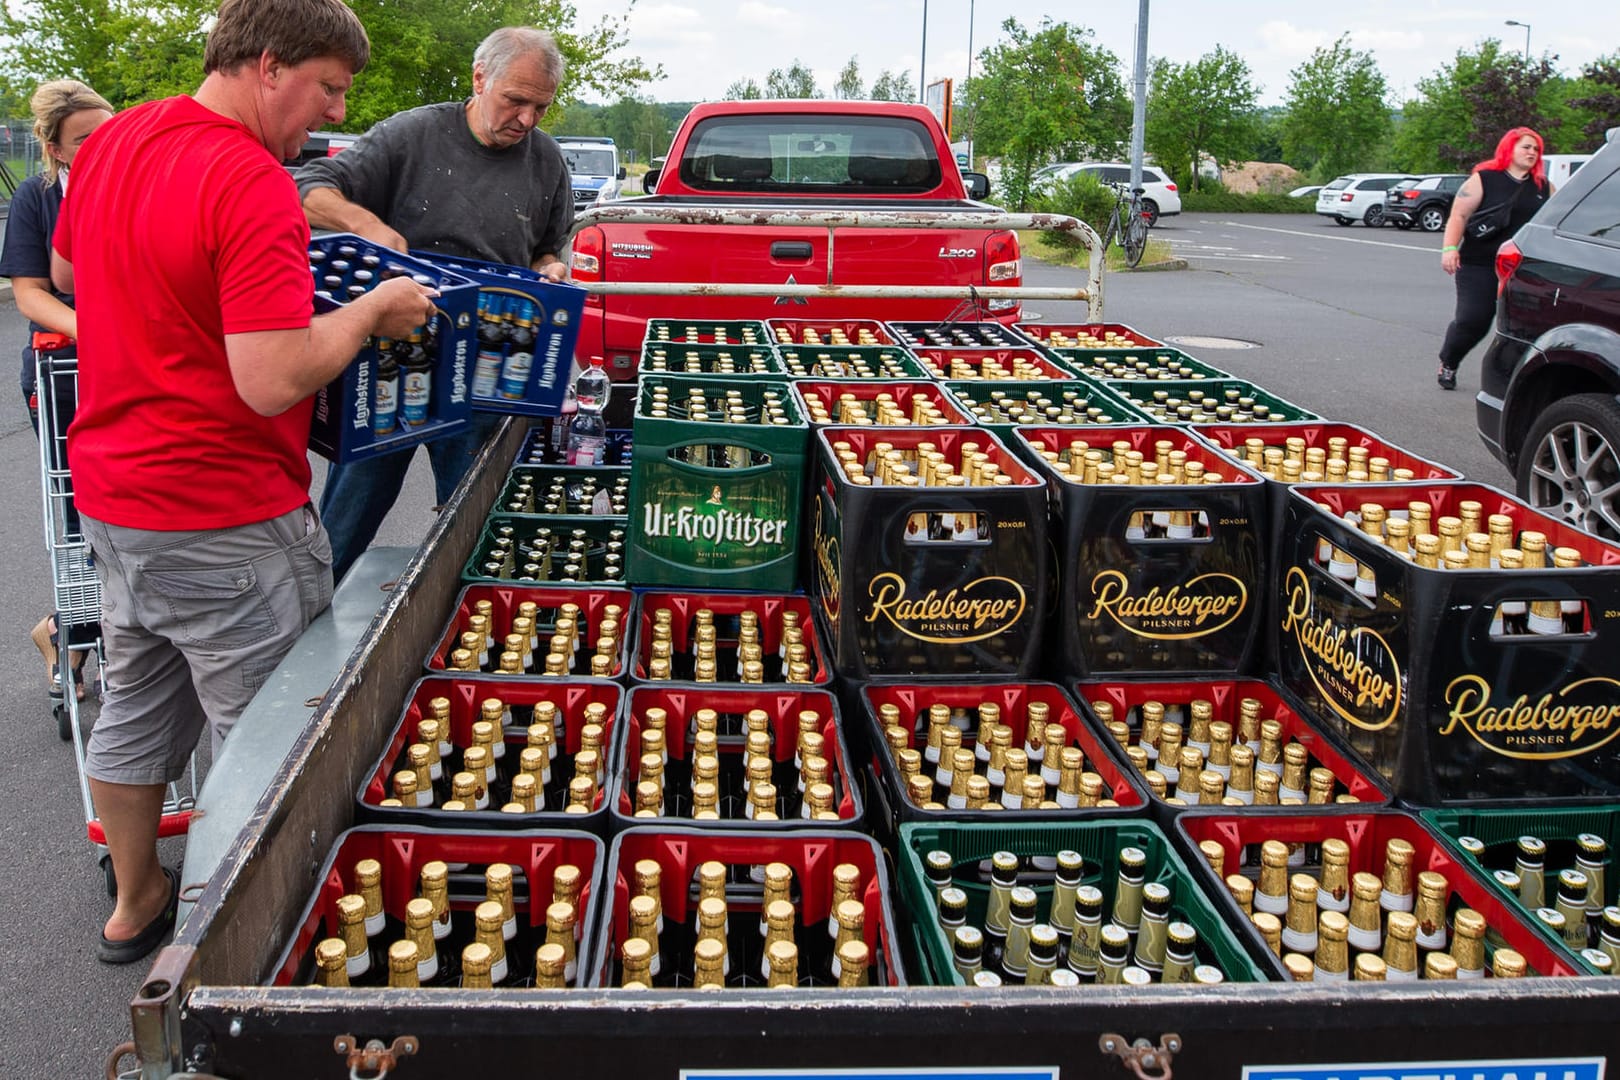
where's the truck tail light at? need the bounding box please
[985,230,1021,312]
[571,226,603,308]
[1495,239,1523,297]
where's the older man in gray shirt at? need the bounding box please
[296,25,574,582]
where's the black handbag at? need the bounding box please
[1465,177,1527,241]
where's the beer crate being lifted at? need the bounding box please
[628,375,808,592]
[807,426,1051,678]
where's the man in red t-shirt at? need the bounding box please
[52,0,437,965]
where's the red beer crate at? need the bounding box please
[357,676,622,833]
[585,828,907,987]
[912,347,1072,382]
[809,426,1050,678]
[792,380,973,427]
[629,591,832,687]
[1015,425,1269,679]
[426,584,632,679]
[1176,808,1583,979]
[1014,321,1165,355]
[1073,677,1389,817]
[1274,481,1620,804]
[859,681,1148,833]
[268,825,605,988]
[609,686,861,830]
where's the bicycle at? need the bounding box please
[1100,182,1150,268]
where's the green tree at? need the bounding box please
[833,57,864,100]
[965,17,1129,210]
[0,0,213,109]
[1565,55,1620,144]
[1144,46,1258,191]
[1391,41,1506,172]
[1280,34,1392,178]
[723,78,764,100]
[870,69,916,103]
[1451,53,1563,165]
[765,60,820,99]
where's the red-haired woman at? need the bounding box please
[1435,127,1551,390]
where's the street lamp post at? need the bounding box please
[919,0,929,102]
[1504,19,1531,61]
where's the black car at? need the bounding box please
[1383,173,1467,232]
[1476,130,1620,538]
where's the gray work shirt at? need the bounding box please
[294,100,574,269]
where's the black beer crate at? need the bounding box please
[913,347,1073,382]
[639,342,784,377]
[808,426,1051,678]
[268,825,605,988]
[644,319,773,348]
[1015,425,1269,679]
[462,514,628,586]
[493,465,630,518]
[307,234,479,463]
[426,584,632,679]
[792,380,972,427]
[885,320,1037,351]
[1014,321,1166,357]
[1423,805,1620,975]
[775,344,929,381]
[413,250,586,416]
[1072,677,1389,817]
[629,591,832,687]
[1103,378,1320,425]
[1176,807,1584,980]
[608,686,862,831]
[515,425,634,467]
[941,379,1146,438]
[1191,420,1462,525]
[897,818,1267,986]
[628,375,807,592]
[356,676,623,834]
[858,681,1148,835]
[1273,481,1620,804]
[585,827,907,987]
[767,317,900,347]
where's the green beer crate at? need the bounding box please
[1056,348,1233,382]
[941,379,1147,437]
[1423,807,1620,975]
[1102,378,1320,424]
[639,341,785,377]
[628,375,808,591]
[776,344,928,381]
[897,818,1265,986]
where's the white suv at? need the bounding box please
[1033,162,1181,225]
[1315,173,1415,226]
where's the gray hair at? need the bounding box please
[474,26,565,86]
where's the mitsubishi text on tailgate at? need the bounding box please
[568,99,1017,379]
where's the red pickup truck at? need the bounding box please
[568,99,1022,379]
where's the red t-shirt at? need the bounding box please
[56,95,316,530]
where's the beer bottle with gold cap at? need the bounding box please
[313,937,350,988]
[387,939,420,989]
[983,851,1020,970]
[1001,887,1038,982]
[1315,911,1350,981]
[460,942,494,989]
[1412,871,1450,953]
[1134,882,1172,973]
[954,925,985,981]
[1449,907,1486,979]
[335,894,375,982]
[1113,847,1147,934]
[1067,885,1104,982]
[766,939,800,988]
[1380,839,1416,914]
[1493,948,1528,978]
[1383,912,1419,981]
[1282,875,1320,955]
[1097,924,1131,984]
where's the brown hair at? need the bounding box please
[30,79,113,185]
[203,0,370,76]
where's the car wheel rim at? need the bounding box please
[1528,420,1620,540]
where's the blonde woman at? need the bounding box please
[0,79,113,699]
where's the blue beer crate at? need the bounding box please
[413,251,588,417]
[307,234,478,464]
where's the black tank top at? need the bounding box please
[1460,168,1548,265]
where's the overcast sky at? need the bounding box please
[572,0,1617,123]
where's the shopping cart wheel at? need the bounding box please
[55,702,71,741]
[100,854,117,897]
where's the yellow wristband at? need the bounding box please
[1442,245,1458,252]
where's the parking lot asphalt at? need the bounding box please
[0,211,1507,1078]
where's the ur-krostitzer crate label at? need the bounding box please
[638,473,794,569]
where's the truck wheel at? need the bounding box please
[1419,206,1446,232]
[1517,393,1620,541]
[1362,205,1385,227]
[1141,199,1160,228]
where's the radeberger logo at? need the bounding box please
[1280,566,1402,731]
[864,572,1025,644]
[641,502,789,549]
[1441,674,1620,760]
[1086,569,1247,640]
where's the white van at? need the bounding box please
[1542,153,1593,190]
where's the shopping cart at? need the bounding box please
[35,334,195,894]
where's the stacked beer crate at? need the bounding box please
[273,311,1620,994]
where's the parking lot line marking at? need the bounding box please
[1219,220,1435,253]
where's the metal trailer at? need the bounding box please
[117,211,1620,1077]
[34,342,194,893]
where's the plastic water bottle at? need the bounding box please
[565,358,610,465]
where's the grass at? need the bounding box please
[1018,228,1176,271]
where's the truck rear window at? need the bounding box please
[678,116,943,194]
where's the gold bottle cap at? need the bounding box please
[1284,953,1315,981]
[388,938,420,976]
[461,941,493,979]
[1354,953,1387,981]
[1493,948,1528,978]
[1319,909,1349,942]
[474,899,504,934]
[1199,839,1225,877]
[1252,911,1282,955]
[1352,871,1383,901]
[534,941,567,983]
[1425,952,1458,980]
[1387,910,1418,943]
[1226,874,1254,912]
[314,937,349,984]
